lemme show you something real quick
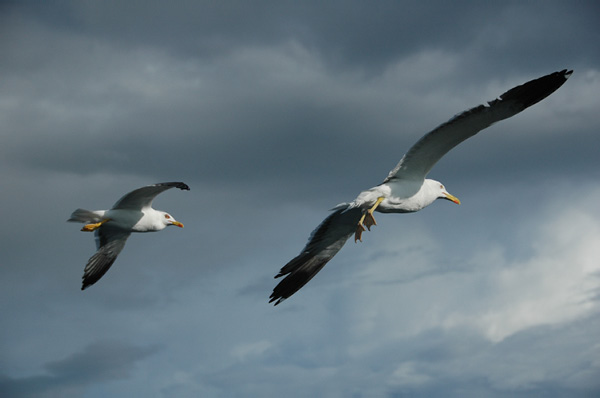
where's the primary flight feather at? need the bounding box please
[270,69,572,305]
[68,182,189,290]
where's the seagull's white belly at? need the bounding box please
[353,181,431,213]
[378,198,422,213]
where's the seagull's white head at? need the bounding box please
[161,212,184,228]
[426,179,461,205]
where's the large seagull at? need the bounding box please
[270,70,572,305]
[68,182,189,290]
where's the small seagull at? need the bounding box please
[68,182,189,290]
[270,70,572,306]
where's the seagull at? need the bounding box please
[270,69,572,305]
[68,182,190,290]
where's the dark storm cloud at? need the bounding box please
[2,0,595,196]
[8,1,598,72]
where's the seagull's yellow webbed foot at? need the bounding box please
[81,219,110,232]
[354,197,384,242]
[355,222,366,242]
[363,212,377,230]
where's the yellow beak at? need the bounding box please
[444,192,461,205]
[171,221,184,228]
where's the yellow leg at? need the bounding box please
[355,197,384,242]
[364,197,384,230]
[81,218,110,232]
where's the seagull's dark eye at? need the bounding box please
[164,214,171,219]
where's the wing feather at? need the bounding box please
[270,206,362,305]
[384,70,573,187]
[112,182,190,210]
[81,226,130,290]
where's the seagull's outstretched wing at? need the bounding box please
[384,70,573,190]
[112,182,190,210]
[81,225,130,290]
[270,206,362,305]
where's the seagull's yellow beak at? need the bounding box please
[444,192,461,205]
[171,221,184,228]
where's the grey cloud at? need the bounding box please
[8,1,597,72]
[168,319,600,398]
[0,341,159,398]
[2,1,595,195]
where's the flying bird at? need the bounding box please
[68,182,189,290]
[270,69,572,305]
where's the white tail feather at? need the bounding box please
[67,208,104,223]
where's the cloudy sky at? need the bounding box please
[1,1,599,397]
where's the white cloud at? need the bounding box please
[389,361,433,387]
[230,340,273,362]
[476,208,600,342]
[348,184,600,347]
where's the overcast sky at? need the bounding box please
[1,1,599,397]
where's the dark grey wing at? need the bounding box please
[270,206,363,305]
[112,182,190,210]
[384,70,573,188]
[81,225,130,290]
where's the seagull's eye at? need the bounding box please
[164,214,171,219]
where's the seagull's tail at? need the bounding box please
[67,208,104,223]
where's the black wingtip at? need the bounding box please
[269,280,286,305]
[81,273,96,290]
[269,294,284,306]
[498,69,573,109]
[155,182,190,191]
